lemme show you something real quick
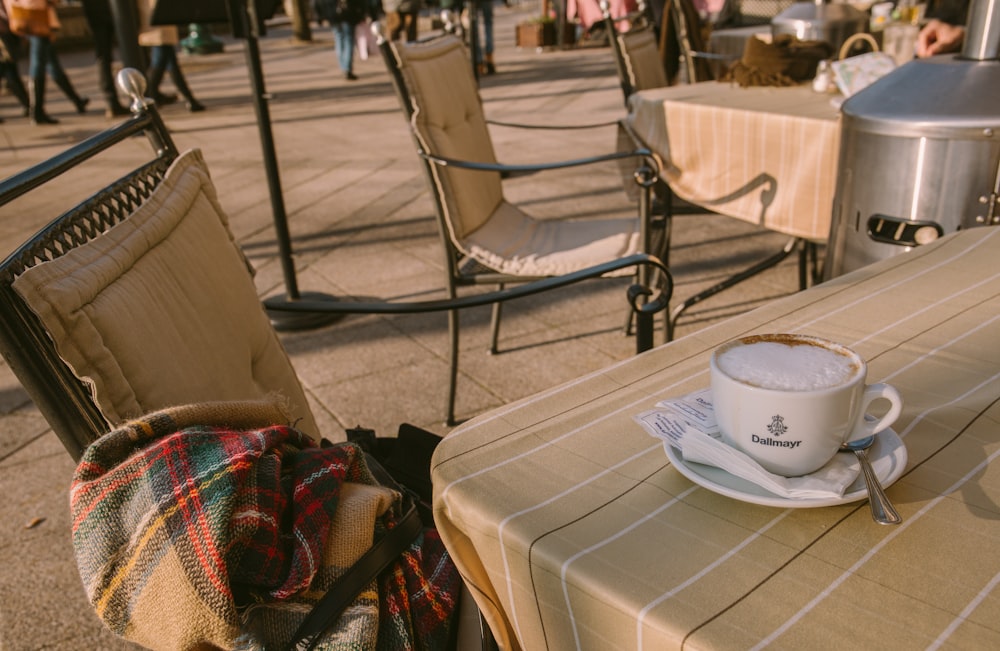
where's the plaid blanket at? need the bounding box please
[70,400,460,650]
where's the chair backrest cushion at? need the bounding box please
[12,149,319,437]
[618,27,670,92]
[391,35,503,241]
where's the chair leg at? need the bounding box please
[798,241,809,290]
[623,304,634,337]
[626,181,673,337]
[447,308,460,426]
[489,284,503,354]
[798,240,822,290]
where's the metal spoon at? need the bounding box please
[842,435,902,525]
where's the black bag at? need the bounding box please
[288,423,445,651]
[346,423,441,514]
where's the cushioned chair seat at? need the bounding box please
[463,200,642,277]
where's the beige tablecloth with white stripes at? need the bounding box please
[626,83,841,241]
[433,227,1000,651]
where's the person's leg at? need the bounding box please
[0,34,29,115]
[91,20,127,116]
[404,11,418,41]
[163,46,204,111]
[28,36,57,124]
[46,45,89,113]
[146,45,175,104]
[482,0,495,74]
[333,22,357,79]
[386,11,403,40]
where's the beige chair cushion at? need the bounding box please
[464,200,643,276]
[393,35,503,242]
[12,149,319,437]
[619,27,669,92]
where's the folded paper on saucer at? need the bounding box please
[636,389,861,499]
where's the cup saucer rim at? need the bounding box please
[664,427,907,508]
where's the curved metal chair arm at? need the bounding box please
[416,147,659,181]
[486,118,622,131]
[0,72,175,205]
[266,254,673,353]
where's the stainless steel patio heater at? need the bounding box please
[824,0,1000,279]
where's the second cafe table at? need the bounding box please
[626,82,842,241]
[433,226,1000,650]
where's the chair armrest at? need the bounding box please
[486,118,621,131]
[0,110,176,205]
[416,147,659,181]
[264,252,671,321]
[264,253,671,351]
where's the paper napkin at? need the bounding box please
[636,389,861,499]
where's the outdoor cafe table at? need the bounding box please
[432,226,1000,650]
[625,82,842,242]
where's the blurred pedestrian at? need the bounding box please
[384,0,420,42]
[313,0,368,80]
[81,0,127,118]
[5,0,90,125]
[137,0,205,111]
[473,0,495,75]
[0,0,30,119]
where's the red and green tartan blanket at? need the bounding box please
[69,400,461,650]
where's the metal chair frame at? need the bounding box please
[0,74,671,461]
[376,32,674,382]
[663,0,744,83]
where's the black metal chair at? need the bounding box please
[606,12,670,102]
[0,72,671,458]
[375,31,674,374]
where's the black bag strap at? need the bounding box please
[287,502,423,651]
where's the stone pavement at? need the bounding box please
[0,6,806,648]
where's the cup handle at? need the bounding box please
[847,383,903,442]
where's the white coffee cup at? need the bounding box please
[710,334,903,477]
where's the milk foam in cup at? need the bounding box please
[710,334,903,477]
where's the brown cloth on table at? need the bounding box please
[721,34,833,87]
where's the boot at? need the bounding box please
[169,68,204,113]
[145,66,174,105]
[484,53,496,75]
[104,94,129,119]
[8,74,30,117]
[52,72,89,114]
[29,79,58,126]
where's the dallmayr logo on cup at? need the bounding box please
[754,414,800,448]
[710,334,903,476]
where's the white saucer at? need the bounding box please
[664,428,908,508]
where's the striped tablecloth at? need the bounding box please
[626,83,842,242]
[432,227,1000,650]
